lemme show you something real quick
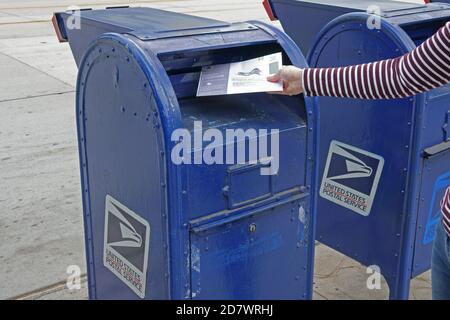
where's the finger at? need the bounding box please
[283,83,297,96]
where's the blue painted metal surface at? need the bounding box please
[274,1,450,299]
[267,0,450,55]
[55,7,320,299]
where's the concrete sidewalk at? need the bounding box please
[0,0,430,300]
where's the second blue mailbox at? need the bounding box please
[53,7,319,299]
[268,0,450,299]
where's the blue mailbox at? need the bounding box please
[264,0,450,54]
[53,7,319,299]
[269,0,450,299]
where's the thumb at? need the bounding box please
[267,72,281,82]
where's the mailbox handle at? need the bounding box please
[191,190,304,233]
[225,159,275,209]
[423,140,450,158]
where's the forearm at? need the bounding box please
[303,22,450,100]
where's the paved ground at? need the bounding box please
[0,0,431,300]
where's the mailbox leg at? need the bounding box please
[388,286,410,300]
[387,273,411,300]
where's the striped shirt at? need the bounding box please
[442,188,450,236]
[303,21,450,237]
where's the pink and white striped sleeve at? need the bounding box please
[442,187,450,235]
[303,21,450,99]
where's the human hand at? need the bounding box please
[267,65,304,96]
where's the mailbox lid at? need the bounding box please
[70,7,228,34]
[266,0,423,53]
[383,3,450,27]
[54,6,266,65]
[272,0,424,12]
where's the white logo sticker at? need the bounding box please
[103,195,150,298]
[320,141,384,216]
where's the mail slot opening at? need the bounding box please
[159,43,292,99]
